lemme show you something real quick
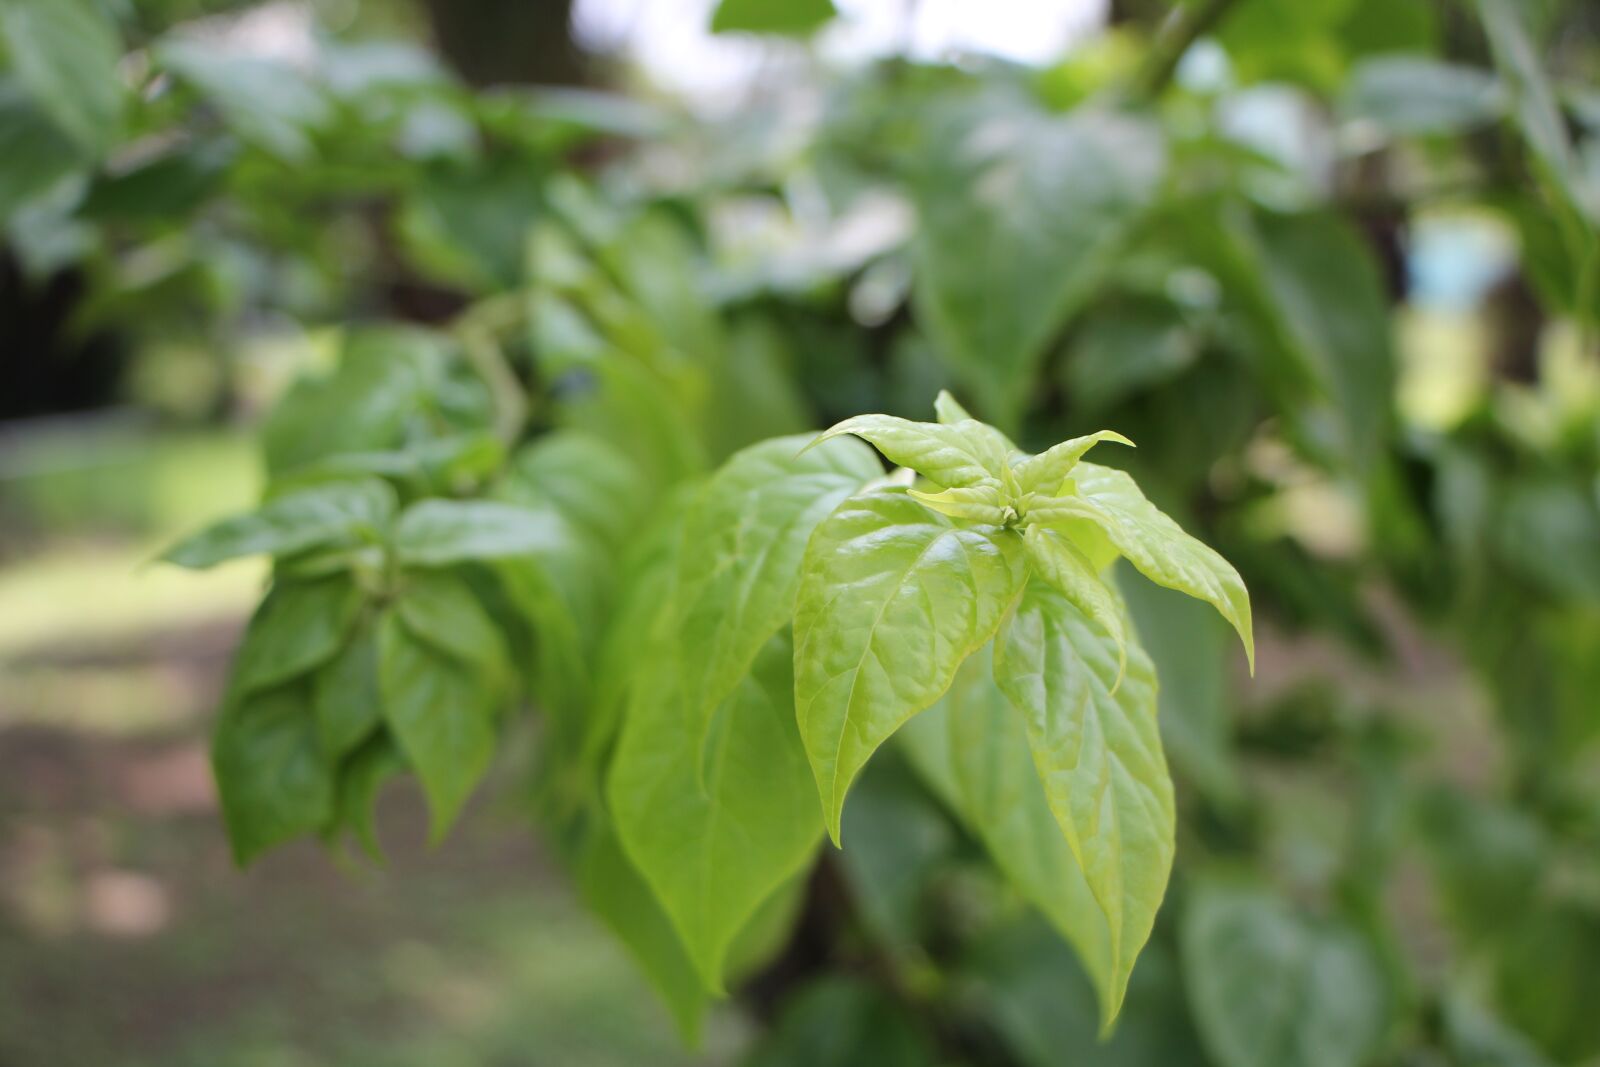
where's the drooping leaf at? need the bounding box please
[394,499,573,567]
[332,732,406,860]
[572,813,710,1043]
[993,582,1171,1028]
[162,479,396,569]
[377,611,497,840]
[1182,881,1388,1067]
[609,631,820,990]
[394,569,511,682]
[912,106,1166,427]
[1037,462,1254,669]
[312,615,383,759]
[899,655,1117,1022]
[808,413,1008,490]
[794,488,1026,842]
[710,0,836,36]
[672,434,880,723]
[1120,567,1239,802]
[234,575,363,695]
[0,0,121,152]
[213,681,335,865]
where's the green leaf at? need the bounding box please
[794,488,1026,842]
[1039,462,1254,670]
[1020,526,1127,685]
[500,431,653,550]
[672,434,880,722]
[808,413,1010,490]
[743,977,935,1067]
[394,499,571,567]
[1120,568,1239,803]
[162,479,396,569]
[0,0,121,152]
[710,0,835,35]
[906,484,1012,524]
[572,813,710,1043]
[312,616,383,758]
[394,570,511,680]
[933,389,975,425]
[332,733,406,860]
[159,42,331,163]
[898,655,1116,1026]
[234,575,362,695]
[609,631,820,991]
[0,84,84,224]
[1182,882,1388,1067]
[835,749,957,957]
[213,682,335,864]
[965,915,1208,1067]
[1475,0,1598,228]
[377,611,497,840]
[1341,56,1502,137]
[912,107,1166,427]
[1064,299,1199,412]
[1216,209,1395,470]
[992,582,1171,1029]
[1014,430,1134,497]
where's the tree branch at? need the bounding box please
[1128,0,1238,101]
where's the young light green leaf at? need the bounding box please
[312,616,382,758]
[0,0,122,152]
[795,488,1026,843]
[1014,430,1135,497]
[806,414,1008,490]
[993,582,1172,1030]
[933,389,982,427]
[1022,525,1127,688]
[234,575,362,695]
[1044,462,1254,670]
[1182,882,1388,1067]
[672,434,881,723]
[907,484,1014,525]
[609,631,820,991]
[213,682,334,865]
[899,655,1117,1023]
[377,612,497,841]
[162,479,396,569]
[394,499,572,567]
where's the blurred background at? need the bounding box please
[1,0,1598,1064]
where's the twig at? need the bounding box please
[1127,0,1238,101]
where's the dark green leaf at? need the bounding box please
[912,106,1166,425]
[742,977,934,1067]
[0,83,84,224]
[159,42,331,162]
[312,617,383,759]
[235,575,362,695]
[213,682,335,864]
[377,612,498,840]
[1182,881,1388,1067]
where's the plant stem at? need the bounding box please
[455,296,529,447]
[1127,0,1238,101]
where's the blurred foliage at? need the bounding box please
[4,0,1600,1063]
